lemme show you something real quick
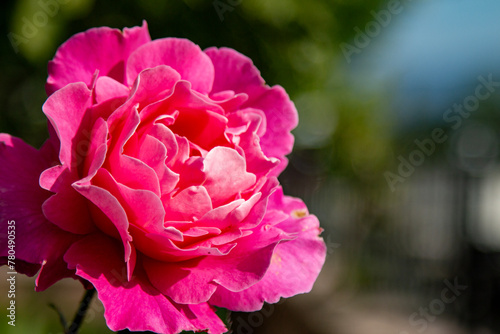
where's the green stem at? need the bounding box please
[66,287,96,334]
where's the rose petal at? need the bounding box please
[140,80,229,151]
[127,38,214,94]
[247,86,297,175]
[206,47,297,175]
[175,156,206,190]
[39,118,108,235]
[73,170,133,262]
[228,109,279,179]
[42,82,93,170]
[210,224,326,311]
[205,47,264,97]
[143,223,292,305]
[111,154,161,195]
[137,134,179,196]
[164,186,212,221]
[106,107,162,195]
[81,117,109,180]
[95,76,129,103]
[46,21,151,95]
[209,189,326,311]
[133,227,234,263]
[202,147,256,206]
[0,135,79,289]
[64,234,226,334]
[0,258,39,277]
[42,179,96,234]
[128,65,181,113]
[146,124,181,166]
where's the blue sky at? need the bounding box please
[351,0,500,127]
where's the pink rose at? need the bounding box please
[1,22,326,333]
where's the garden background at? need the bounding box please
[2,0,500,333]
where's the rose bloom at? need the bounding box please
[0,22,326,333]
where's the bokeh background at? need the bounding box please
[2,0,500,333]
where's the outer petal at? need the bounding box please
[209,189,326,311]
[40,83,97,234]
[42,82,93,169]
[46,21,151,95]
[0,135,79,289]
[205,47,264,96]
[64,234,226,334]
[41,173,96,234]
[248,86,298,174]
[228,109,279,179]
[143,223,293,305]
[127,38,215,94]
[209,222,326,311]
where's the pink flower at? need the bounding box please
[0,22,326,333]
